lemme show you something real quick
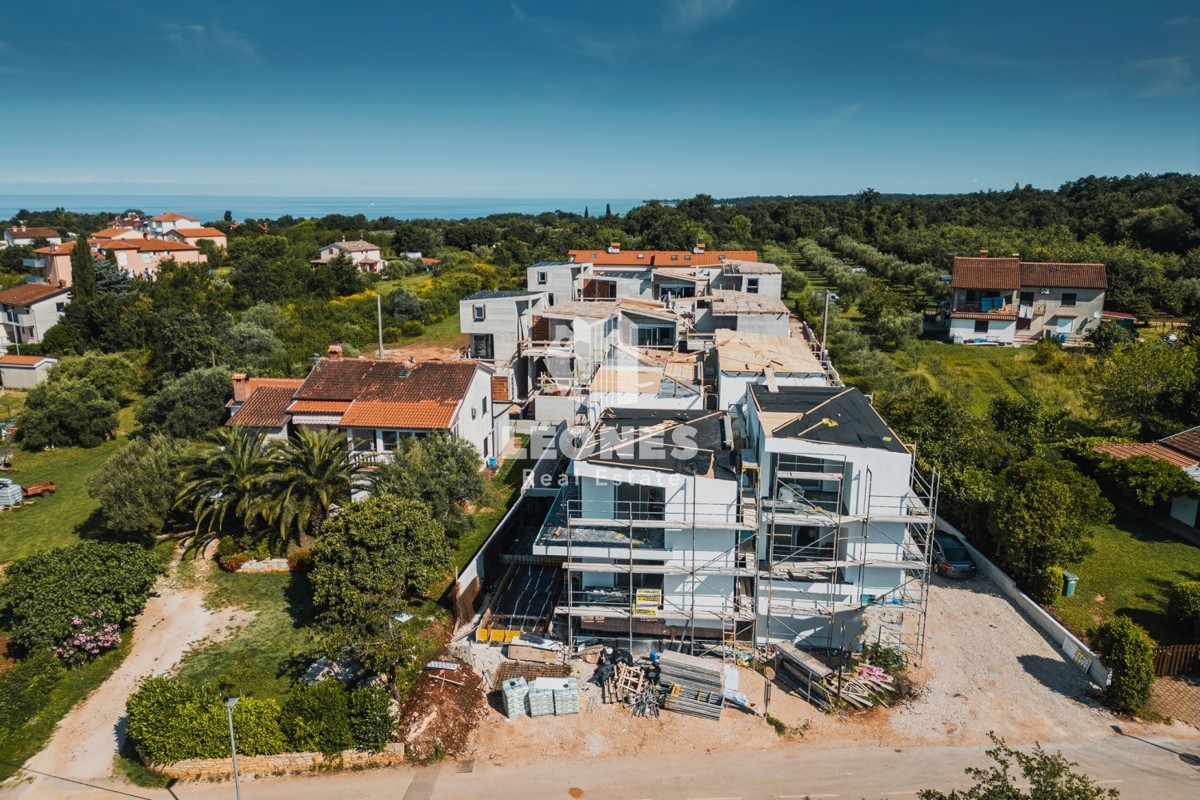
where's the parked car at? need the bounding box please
[933,531,977,579]
[22,481,57,498]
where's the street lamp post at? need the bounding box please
[820,290,838,363]
[225,697,242,800]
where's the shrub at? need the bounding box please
[219,552,252,572]
[400,320,424,337]
[1167,580,1200,640]
[1090,617,1155,714]
[288,548,314,573]
[0,651,64,733]
[860,643,907,675]
[215,535,240,559]
[51,610,123,666]
[349,685,396,752]
[0,542,161,655]
[1025,564,1065,605]
[126,677,286,764]
[281,680,353,755]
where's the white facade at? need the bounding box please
[0,356,58,389]
[0,288,70,346]
[948,316,1017,345]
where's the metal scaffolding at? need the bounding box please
[758,449,939,666]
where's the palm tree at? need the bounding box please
[259,427,368,549]
[175,426,270,550]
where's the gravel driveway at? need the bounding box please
[889,574,1115,744]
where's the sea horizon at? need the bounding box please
[0,195,644,223]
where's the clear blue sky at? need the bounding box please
[0,1,1196,198]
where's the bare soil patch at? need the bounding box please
[398,659,487,761]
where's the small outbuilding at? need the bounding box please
[0,354,58,389]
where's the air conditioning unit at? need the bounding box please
[1040,288,1051,295]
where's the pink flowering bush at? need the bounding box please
[51,610,122,666]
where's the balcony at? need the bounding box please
[520,339,575,358]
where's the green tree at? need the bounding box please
[1088,340,1197,438]
[138,366,233,440]
[388,288,423,323]
[918,732,1118,800]
[68,239,97,310]
[311,496,451,694]
[88,434,186,541]
[989,395,1063,459]
[149,309,226,376]
[50,351,142,405]
[38,322,83,357]
[223,321,284,371]
[1167,580,1200,640]
[280,680,352,755]
[15,377,119,450]
[327,253,363,296]
[988,459,1112,601]
[175,426,270,546]
[259,428,368,549]
[1091,616,1155,714]
[371,434,485,539]
[1084,320,1136,354]
[1094,454,1197,509]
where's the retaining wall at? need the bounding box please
[149,744,409,780]
[936,516,1110,688]
[236,558,291,574]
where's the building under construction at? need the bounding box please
[527,392,938,666]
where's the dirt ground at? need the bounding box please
[382,343,464,361]
[7,560,255,798]
[398,659,488,760]
[458,573,1199,768]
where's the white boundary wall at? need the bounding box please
[937,517,1110,688]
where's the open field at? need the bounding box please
[1054,513,1200,646]
[0,406,137,564]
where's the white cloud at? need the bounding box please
[1131,55,1192,98]
[900,36,1039,69]
[158,22,258,66]
[661,0,741,32]
[1164,15,1200,30]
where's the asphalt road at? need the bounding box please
[6,733,1198,800]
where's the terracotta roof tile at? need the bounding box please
[173,227,226,238]
[1020,262,1107,289]
[151,212,200,222]
[5,226,60,240]
[950,311,1018,321]
[228,385,296,429]
[291,359,481,429]
[0,354,56,367]
[568,249,758,267]
[325,239,379,253]
[34,241,76,255]
[0,282,70,305]
[1095,442,1199,469]
[1162,426,1200,462]
[950,257,1021,289]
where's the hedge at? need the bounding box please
[1167,580,1200,640]
[1091,616,1155,714]
[0,542,161,655]
[126,677,285,764]
[0,652,63,735]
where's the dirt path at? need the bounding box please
[8,564,253,797]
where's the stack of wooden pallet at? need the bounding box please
[658,651,724,720]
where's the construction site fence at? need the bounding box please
[937,516,1109,688]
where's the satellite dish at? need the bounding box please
[1092,310,1102,319]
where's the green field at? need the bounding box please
[1053,513,1200,646]
[174,569,317,703]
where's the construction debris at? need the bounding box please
[628,684,662,718]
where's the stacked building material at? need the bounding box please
[549,678,581,715]
[527,680,556,717]
[501,676,529,718]
[658,651,724,720]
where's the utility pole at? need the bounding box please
[377,293,385,360]
[820,290,832,361]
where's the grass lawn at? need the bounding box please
[449,440,532,573]
[0,406,138,565]
[877,340,1097,424]
[1053,512,1200,646]
[0,636,132,782]
[174,569,317,704]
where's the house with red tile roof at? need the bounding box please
[95,236,205,279]
[1095,426,1200,530]
[3,225,62,248]
[948,250,1107,345]
[145,212,201,237]
[31,241,77,286]
[313,239,386,274]
[227,352,508,463]
[164,227,228,249]
[0,282,71,347]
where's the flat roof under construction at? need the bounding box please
[715,330,823,375]
[582,408,737,478]
[750,385,908,454]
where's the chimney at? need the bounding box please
[607,240,621,254]
[232,373,250,402]
[979,249,989,258]
[693,242,706,254]
[328,344,343,360]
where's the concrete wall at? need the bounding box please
[949,317,1016,344]
[0,361,55,389]
[717,371,826,411]
[937,517,1110,687]
[1170,494,1199,528]
[147,745,410,780]
[715,313,790,337]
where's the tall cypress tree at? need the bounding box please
[69,238,97,303]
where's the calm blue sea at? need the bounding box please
[0,195,642,222]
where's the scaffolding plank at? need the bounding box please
[777,470,844,481]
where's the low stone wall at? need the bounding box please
[936,516,1110,688]
[237,558,291,574]
[150,744,408,780]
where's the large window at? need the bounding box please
[381,430,402,452]
[1061,292,1077,307]
[745,277,760,294]
[615,483,665,521]
[349,428,374,453]
[974,319,988,334]
[471,334,494,360]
